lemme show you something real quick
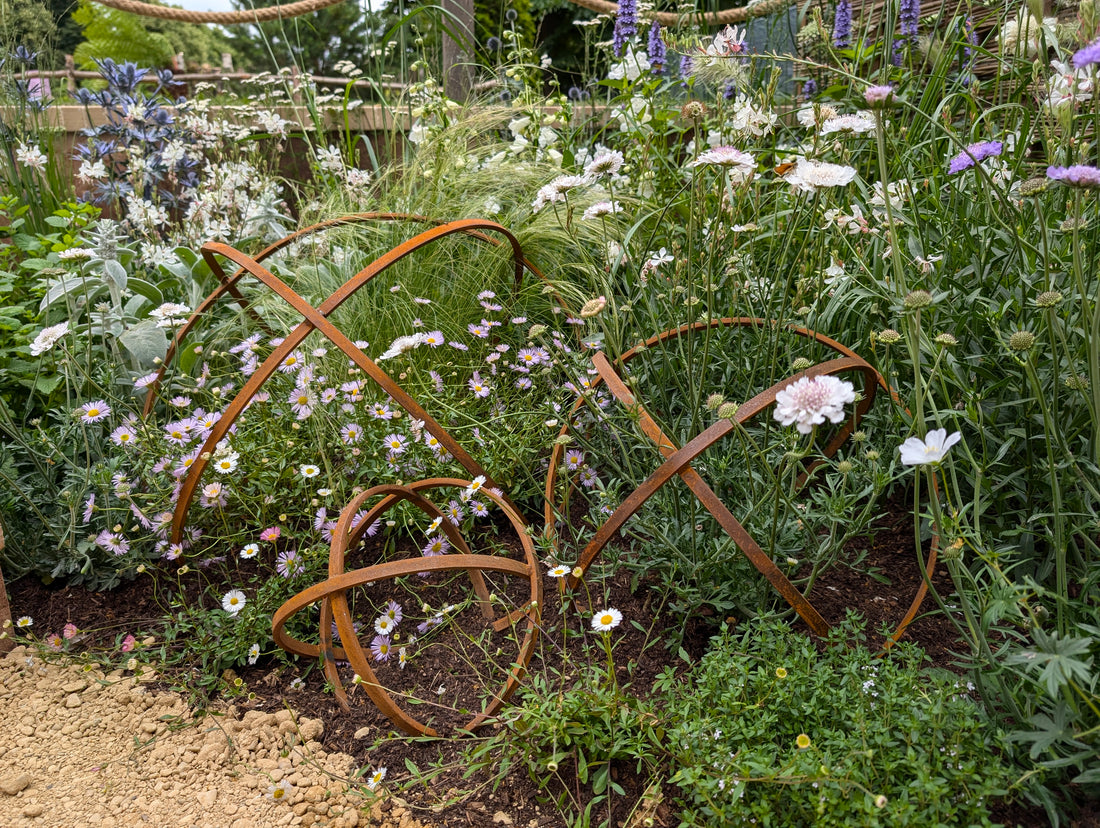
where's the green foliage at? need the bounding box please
[666,616,1027,826]
[0,0,57,63]
[71,0,233,70]
[225,0,370,75]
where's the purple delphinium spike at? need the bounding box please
[833,0,852,49]
[613,0,638,58]
[647,20,667,72]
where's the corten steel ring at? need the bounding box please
[165,216,550,546]
[143,213,548,418]
[271,478,543,737]
[544,318,935,644]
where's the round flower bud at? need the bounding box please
[903,289,933,310]
[528,324,548,339]
[791,357,813,371]
[851,430,867,442]
[875,794,889,809]
[934,333,958,346]
[580,296,607,318]
[1018,177,1049,197]
[705,392,725,411]
[836,460,853,474]
[1035,290,1063,308]
[1008,330,1036,351]
[865,449,881,461]
[877,329,902,344]
[1064,374,1090,391]
[717,402,740,420]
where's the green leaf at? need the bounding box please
[118,320,168,368]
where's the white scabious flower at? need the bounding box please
[819,112,877,136]
[607,50,651,81]
[773,375,855,434]
[782,159,858,192]
[30,321,70,356]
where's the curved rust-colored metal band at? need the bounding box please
[275,478,540,735]
[588,351,831,635]
[558,354,885,634]
[144,211,549,415]
[543,317,890,533]
[170,220,534,544]
[272,553,533,737]
[315,482,487,711]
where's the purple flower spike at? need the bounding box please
[647,20,667,72]
[833,0,852,49]
[613,0,638,58]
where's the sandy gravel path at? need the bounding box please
[0,645,427,828]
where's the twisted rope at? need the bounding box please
[92,0,794,26]
[568,0,797,27]
[90,0,349,24]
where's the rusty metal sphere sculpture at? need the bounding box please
[544,318,936,645]
[271,478,543,737]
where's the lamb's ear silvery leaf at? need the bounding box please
[102,258,128,292]
[40,275,105,313]
[118,319,168,367]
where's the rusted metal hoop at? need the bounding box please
[168,218,545,546]
[271,478,542,737]
[144,213,547,418]
[544,318,934,644]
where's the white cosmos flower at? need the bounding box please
[773,375,856,434]
[898,428,962,466]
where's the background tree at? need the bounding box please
[224,0,371,75]
[71,0,235,70]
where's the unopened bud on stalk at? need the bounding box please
[1008,330,1036,351]
[705,393,725,411]
[903,290,933,310]
[716,402,740,421]
[877,329,902,344]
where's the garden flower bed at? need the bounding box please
[3,2,1100,825]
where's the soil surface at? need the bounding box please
[4,500,1090,828]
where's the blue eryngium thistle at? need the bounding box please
[613,0,638,57]
[647,20,667,71]
[833,0,852,48]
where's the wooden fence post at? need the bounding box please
[442,0,475,102]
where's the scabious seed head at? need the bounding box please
[791,357,813,371]
[705,392,725,411]
[934,332,958,346]
[1060,216,1089,232]
[1008,330,1036,351]
[865,449,881,461]
[580,296,607,318]
[1018,176,1049,197]
[1065,374,1090,391]
[1035,290,1063,308]
[717,401,740,420]
[528,324,547,338]
[836,460,853,473]
[903,289,933,310]
[877,328,902,344]
[680,100,707,121]
[851,430,867,442]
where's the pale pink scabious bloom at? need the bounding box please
[29,321,70,356]
[898,428,962,465]
[773,375,855,434]
[864,85,895,107]
[689,146,757,179]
